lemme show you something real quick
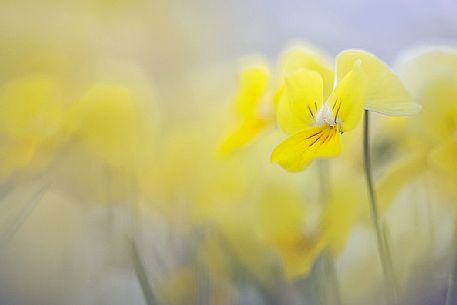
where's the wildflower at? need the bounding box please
[0,76,66,178]
[66,82,156,172]
[380,47,457,200]
[272,50,421,171]
[395,47,457,305]
[257,182,325,279]
[219,45,333,155]
[218,60,271,155]
[398,48,457,175]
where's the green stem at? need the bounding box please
[130,238,158,305]
[362,110,398,304]
[444,225,457,305]
[125,172,158,305]
[445,252,457,305]
[0,181,50,248]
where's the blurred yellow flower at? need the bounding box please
[218,60,271,156]
[66,82,156,172]
[319,186,362,256]
[219,45,333,156]
[0,76,67,178]
[392,48,457,199]
[256,182,324,280]
[272,49,421,171]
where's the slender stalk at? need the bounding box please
[362,110,398,304]
[445,257,457,305]
[445,269,455,305]
[130,238,158,305]
[444,227,457,305]
[125,171,159,305]
[0,181,50,248]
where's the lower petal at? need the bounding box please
[218,118,267,156]
[271,126,341,172]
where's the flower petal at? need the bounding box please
[396,47,457,96]
[271,126,341,172]
[276,92,308,135]
[0,76,63,139]
[276,69,323,134]
[377,153,427,212]
[336,49,421,116]
[319,180,366,255]
[279,45,334,100]
[396,48,457,139]
[328,63,365,132]
[234,63,270,118]
[218,118,267,156]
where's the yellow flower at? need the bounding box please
[0,75,67,178]
[318,177,368,255]
[218,60,271,155]
[219,44,334,156]
[255,182,324,280]
[389,48,457,200]
[273,44,334,107]
[66,81,157,172]
[272,49,421,171]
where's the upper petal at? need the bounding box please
[234,63,270,119]
[336,49,421,116]
[328,63,365,132]
[278,45,334,100]
[276,69,323,134]
[276,92,310,135]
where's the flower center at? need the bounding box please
[314,103,336,127]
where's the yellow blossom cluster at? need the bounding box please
[0,3,456,305]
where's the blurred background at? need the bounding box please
[0,0,457,305]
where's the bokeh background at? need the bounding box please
[0,1,456,305]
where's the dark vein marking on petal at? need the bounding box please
[307,104,315,119]
[334,102,342,124]
[309,134,324,147]
[306,130,323,140]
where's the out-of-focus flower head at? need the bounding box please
[255,181,323,280]
[65,61,158,175]
[388,47,457,201]
[397,47,457,158]
[0,76,68,179]
[218,59,271,156]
